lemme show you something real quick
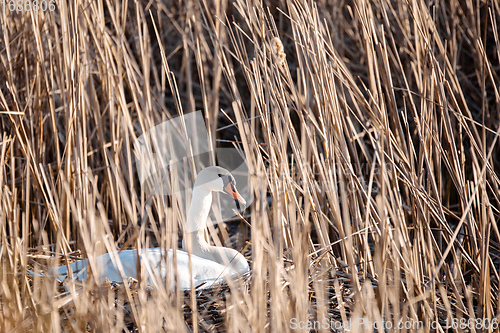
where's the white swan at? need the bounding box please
[48,166,249,290]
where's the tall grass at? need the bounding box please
[1,0,499,331]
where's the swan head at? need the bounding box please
[195,166,247,209]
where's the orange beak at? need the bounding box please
[225,183,246,206]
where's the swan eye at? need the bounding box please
[218,173,231,187]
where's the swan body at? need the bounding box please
[49,166,249,290]
[50,248,245,289]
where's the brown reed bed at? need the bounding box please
[1,0,500,331]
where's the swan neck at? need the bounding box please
[185,185,212,244]
[182,178,249,275]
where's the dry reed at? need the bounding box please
[1,0,499,332]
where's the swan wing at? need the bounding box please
[50,249,239,290]
[49,250,140,283]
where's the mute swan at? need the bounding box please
[48,166,249,290]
